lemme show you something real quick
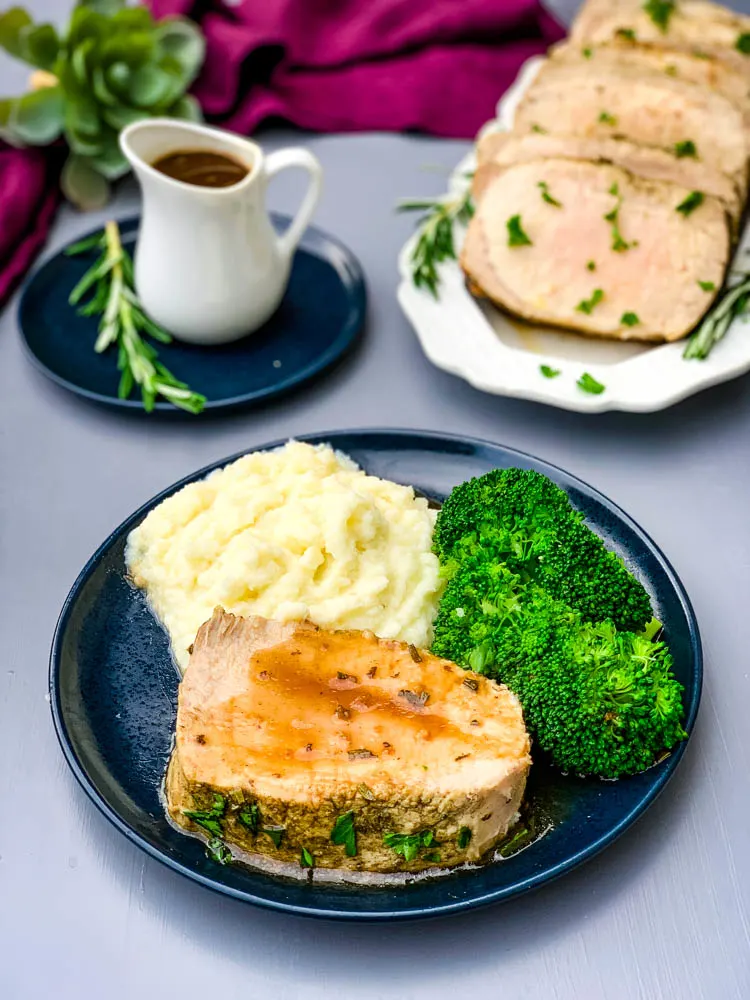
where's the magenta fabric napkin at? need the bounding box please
[149,0,564,138]
[0,143,61,309]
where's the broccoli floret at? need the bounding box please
[434,468,653,633]
[432,560,687,779]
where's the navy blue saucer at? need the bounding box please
[19,215,366,413]
[49,430,702,920]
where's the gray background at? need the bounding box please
[2,2,749,997]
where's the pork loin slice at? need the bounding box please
[461,158,729,342]
[166,609,531,873]
[571,0,750,74]
[476,131,743,225]
[550,37,750,108]
[515,61,750,190]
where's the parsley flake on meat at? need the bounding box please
[620,312,640,326]
[383,829,435,863]
[540,364,561,378]
[538,181,562,207]
[698,280,716,292]
[643,0,675,33]
[331,811,357,856]
[598,110,618,126]
[676,191,704,216]
[604,184,634,252]
[576,289,604,314]
[674,140,697,159]
[736,32,750,54]
[506,214,533,247]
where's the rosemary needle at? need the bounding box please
[398,185,474,297]
[67,221,206,414]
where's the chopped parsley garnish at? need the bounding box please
[616,27,637,40]
[604,183,634,252]
[582,46,593,58]
[331,811,357,856]
[383,829,435,863]
[576,289,604,314]
[237,802,261,834]
[676,191,704,216]
[263,826,285,848]
[206,838,232,865]
[300,847,315,868]
[577,372,606,395]
[620,312,640,326]
[457,827,473,850]
[674,140,697,159]
[665,64,678,76]
[598,110,617,126]
[530,123,548,134]
[423,852,442,864]
[540,364,561,378]
[183,794,226,839]
[643,0,675,32]
[538,181,562,207]
[506,214,533,247]
[698,280,716,292]
[587,260,596,271]
[736,32,750,54]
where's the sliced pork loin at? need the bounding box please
[550,37,750,109]
[476,131,743,226]
[167,610,531,873]
[571,0,750,73]
[515,60,750,192]
[461,158,729,342]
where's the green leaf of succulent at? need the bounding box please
[101,32,155,70]
[101,103,145,132]
[79,0,128,15]
[91,65,118,106]
[10,86,64,144]
[0,7,34,61]
[89,132,131,179]
[65,123,104,156]
[72,39,96,87]
[129,63,176,107]
[67,7,108,51]
[169,93,202,122]
[104,61,131,96]
[61,153,110,211]
[23,24,59,70]
[156,18,206,86]
[66,93,101,136]
[112,7,155,33]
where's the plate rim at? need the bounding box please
[19,214,367,414]
[49,428,703,920]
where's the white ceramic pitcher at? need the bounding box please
[120,119,323,345]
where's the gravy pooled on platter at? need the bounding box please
[151,148,250,188]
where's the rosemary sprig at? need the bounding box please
[398,186,475,297]
[683,274,750,359]
[66,221,206,414]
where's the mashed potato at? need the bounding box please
[126,441,442,671]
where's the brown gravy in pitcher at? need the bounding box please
[152,149,250,188]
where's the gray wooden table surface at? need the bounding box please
[2,2,749,997]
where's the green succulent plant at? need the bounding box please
[0,1,205,208]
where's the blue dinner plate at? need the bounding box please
[49,430,702,920]
[19,215,366,413]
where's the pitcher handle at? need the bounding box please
[264,148,323,260]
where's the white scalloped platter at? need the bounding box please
[397,56,750,413]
